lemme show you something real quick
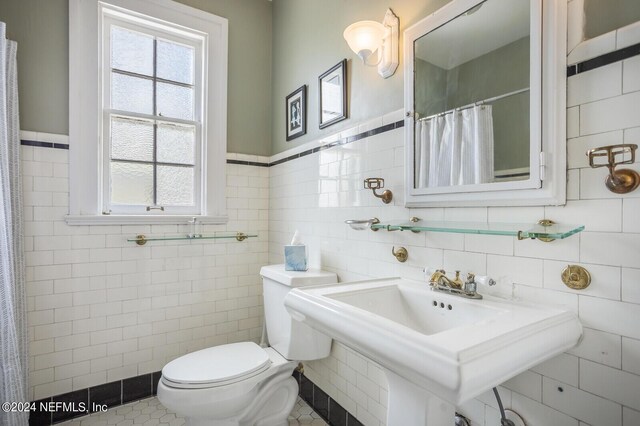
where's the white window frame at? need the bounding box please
[67,0,228,225]
[102,16,204,215]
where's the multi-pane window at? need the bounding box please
[103,20,202,214]
[69,0,228,224]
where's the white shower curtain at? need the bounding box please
[415,105,494,188]
[0,22,29,426]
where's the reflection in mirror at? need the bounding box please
[319,60,347,129]
[413,0,530,189]
[321,75,342,122]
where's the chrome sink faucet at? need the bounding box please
[425,268,495,300]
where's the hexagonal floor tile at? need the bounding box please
[59,396,326,426]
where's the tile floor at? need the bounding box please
[59,396,327,426]
[288,398,327,426]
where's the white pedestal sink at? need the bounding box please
[284,278,582,426]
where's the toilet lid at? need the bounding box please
[162,342,271,387]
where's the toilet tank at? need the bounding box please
[260,265,337,360]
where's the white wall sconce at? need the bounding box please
[343,8,399,79]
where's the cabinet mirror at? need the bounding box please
[404,0,567,207]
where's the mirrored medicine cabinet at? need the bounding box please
[404,0,567,207]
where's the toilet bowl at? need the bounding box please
[157,265,337,426]
[157,343,297,426]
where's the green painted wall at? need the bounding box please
[3,0,637,156]
[0,0,273,156]
[270,0,451,154]
[0,0,68,136]
[270,0,640,155]
[414,59,447,119]
[584,0,640,40]
[445,37,530,172]
[415,37,530,173]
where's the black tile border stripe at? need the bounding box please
[296,370,472,426]
[21,139,69,150]
[227,120,404,168]
[31,369,359,425]
[20,120,404,168]
[29,371,161,425]
[293,370,363,426]
[568,41,640,77]
[226,159,270,167]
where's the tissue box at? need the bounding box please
[284,245,307,271]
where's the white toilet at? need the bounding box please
[157,265,337,426]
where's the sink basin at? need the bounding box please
[285,277,582,426]
[326,282,505,335]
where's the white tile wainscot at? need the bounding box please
[267,18,640,426]
[23,143,270,401]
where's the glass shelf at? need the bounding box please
[127,232,257,245]
[370,219,584,241]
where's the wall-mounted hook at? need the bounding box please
[586,144,639,194]
[392,246,408,262]
[364,178,393,204]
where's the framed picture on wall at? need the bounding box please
[285,85,307,141]
[318,59,347,129]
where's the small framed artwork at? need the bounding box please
[285,85,307,141]
[319,59,347,129]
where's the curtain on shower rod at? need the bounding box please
[0,21,29,426]
[415,105,495,188]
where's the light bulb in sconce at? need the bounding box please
[343,21,386,63]
[343,8,399,79]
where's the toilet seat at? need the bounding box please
[158,346,298,423]
[161,342,272,389]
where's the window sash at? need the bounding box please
[111,68,194,91]
[103,112,202,213]
[68,0,228,224]
[102,114,203,215]
[101,15,204,215]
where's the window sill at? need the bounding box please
[64,214,228,226]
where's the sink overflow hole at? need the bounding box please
[432,300,453,310]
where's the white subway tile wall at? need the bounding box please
[266,26,640,426]
[23,147,269,401]
[19,6,640,426]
